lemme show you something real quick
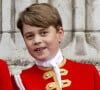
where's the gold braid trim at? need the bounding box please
[45,70,61,90]
[43,71,53,80]
[41,58,71,90]
[43,69,68,80]
[60,69,68,75]
[62,79,72,88]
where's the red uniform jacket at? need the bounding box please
[0,59,13,90]
[12,59,100,90]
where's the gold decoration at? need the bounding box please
[62,79,72,88]
[39,58,72,90]
[46,82,56,90]
[60,69,68,75]
[43,71,54,80]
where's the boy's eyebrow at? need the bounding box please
[23,28,48,36]
[39,28,47,31]
[23,32,33,36]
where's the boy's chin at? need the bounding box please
[35,58,49,61]
[32,56,47,61]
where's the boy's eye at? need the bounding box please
[25,34,34,39]
[41,31,48,35]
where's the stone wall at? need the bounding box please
[0,0,100,73]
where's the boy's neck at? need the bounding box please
[35,49,63,67]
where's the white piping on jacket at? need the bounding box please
[14,74,25,90]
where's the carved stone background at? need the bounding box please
[0,0,100,73]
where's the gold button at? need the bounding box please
[48,84,53,88]
[46,73,50,77]
[46,82,55,89]
[43,71,53,80]
[43,73,50,79]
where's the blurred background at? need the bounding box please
[0,0,100,73]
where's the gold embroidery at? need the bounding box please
[62,79,72,88]
[43,69,68,80]
[46,82,56,90]
[43,71,54,80]
[44,70,61,90]
[58,58,66,68]
[40,58,71,90]
[44,69,72,89]
[53,71,61,90]
[60,69,68,75]
[38,66,53,71]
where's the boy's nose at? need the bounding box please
[33,35,42,45]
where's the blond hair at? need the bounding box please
[17,3,62,34]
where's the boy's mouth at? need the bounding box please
[34,47,46,53]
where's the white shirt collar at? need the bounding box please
[35,49,63,67]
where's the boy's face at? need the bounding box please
[23,23,64,61]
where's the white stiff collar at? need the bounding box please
[35,49,63,67]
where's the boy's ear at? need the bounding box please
[58,27,64,43]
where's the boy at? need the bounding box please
[11,3,100,90]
